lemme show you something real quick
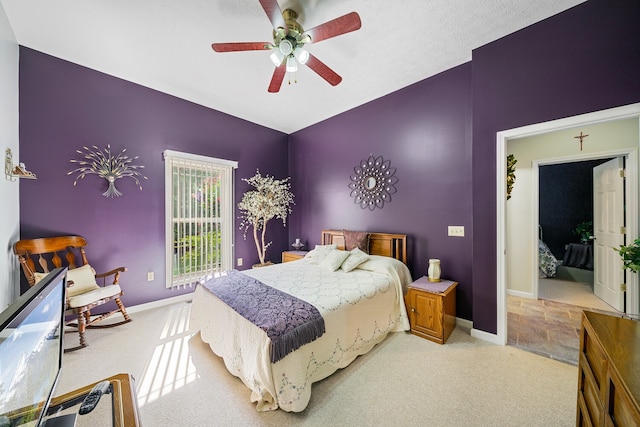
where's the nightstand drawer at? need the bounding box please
[282,251,307,262]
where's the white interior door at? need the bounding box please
[593,157,625,311]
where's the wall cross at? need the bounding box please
[574,131,589,151]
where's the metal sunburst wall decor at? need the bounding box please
[68,144,148,198]
[348,155,398,210]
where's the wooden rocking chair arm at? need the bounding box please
[95,267,127,285]
[95,267,127,278]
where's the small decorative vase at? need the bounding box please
[292,238,304,250]
[428,259,441,282]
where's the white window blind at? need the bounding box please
[164,150,237,288]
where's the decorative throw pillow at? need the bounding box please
[319,250,350,272]
[341,248,370,272]
[304,244,338,264]
[343,230,370,253]
[66,264,100,297]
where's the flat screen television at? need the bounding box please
[0,267,67,427]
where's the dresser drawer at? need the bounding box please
[579,354,604,425]
[581,323,607,394]
[606,368,640,427]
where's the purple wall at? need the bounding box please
[289,0,640,330]
[18,48,289,306]
[471,0,640,333]
[17,0,640,334]
[289,64,474,319]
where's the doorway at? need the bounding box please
[493,102,640,346]
[537,158,616,311]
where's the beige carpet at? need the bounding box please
[56,301,578,426]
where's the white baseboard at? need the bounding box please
[470,327,503,345]
[126,292,194,314]
[100,292,194,322]
[507,289,533,299]
[456,317,473,329]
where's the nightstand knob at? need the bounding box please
[411,308,416,312]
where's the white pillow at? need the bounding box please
[319,250,350,272]
[304,244,338,264]
[341,248,370,272]
[66,264,100,297]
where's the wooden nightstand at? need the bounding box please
[282,250,308,263]
[405,277,457,344]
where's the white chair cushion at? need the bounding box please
[66,264,100,297]
[67,284,122,308]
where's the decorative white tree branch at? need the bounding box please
[238,170,294,266]
[68,144,148,197]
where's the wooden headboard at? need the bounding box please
[321,230,407,264]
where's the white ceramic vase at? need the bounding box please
[428,258,441,282]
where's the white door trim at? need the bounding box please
[493,103,640,345]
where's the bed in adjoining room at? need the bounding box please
[538,225,561,278]
[189,230,412,412]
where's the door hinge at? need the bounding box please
[620,169,626,178]
[621,283,627,292]
[621,226,627,234]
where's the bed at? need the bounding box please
[539,239,560,278]
[538,225,560,278]
[189,230,412,412]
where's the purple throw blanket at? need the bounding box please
[201,270,325,363]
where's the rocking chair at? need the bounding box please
[14,235,132,351]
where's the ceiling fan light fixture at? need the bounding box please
[279,39,293,56]
[293,47,309,65]
[270,50,284,66]
[286,55,298,73]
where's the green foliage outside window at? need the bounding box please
[173,171,223,276]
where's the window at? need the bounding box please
[164,150,237,288]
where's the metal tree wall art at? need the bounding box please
[349,155,398,210]
[68,144,148,197]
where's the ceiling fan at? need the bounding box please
[211,0,361,93]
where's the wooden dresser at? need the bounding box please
[576,311,640,426]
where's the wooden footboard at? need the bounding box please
[321,230,407,264]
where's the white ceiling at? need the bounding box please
[1,0,585,134]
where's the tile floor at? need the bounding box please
[507,290,619,365]
[507,295,585,365]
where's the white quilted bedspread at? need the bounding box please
[189,255,411,412]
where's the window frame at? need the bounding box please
[163,150,238,288]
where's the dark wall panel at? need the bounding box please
[539,159,610,259]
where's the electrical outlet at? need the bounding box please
[147,272,154,281]
[237,258,243,267]
[448,226,465,237]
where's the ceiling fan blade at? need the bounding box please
[259,0,286,31]
[304,12,361,44]
[268,64,287,93]
[212,42,272,52]
[306,53,342,86]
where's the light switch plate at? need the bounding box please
[448,226,465,237]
